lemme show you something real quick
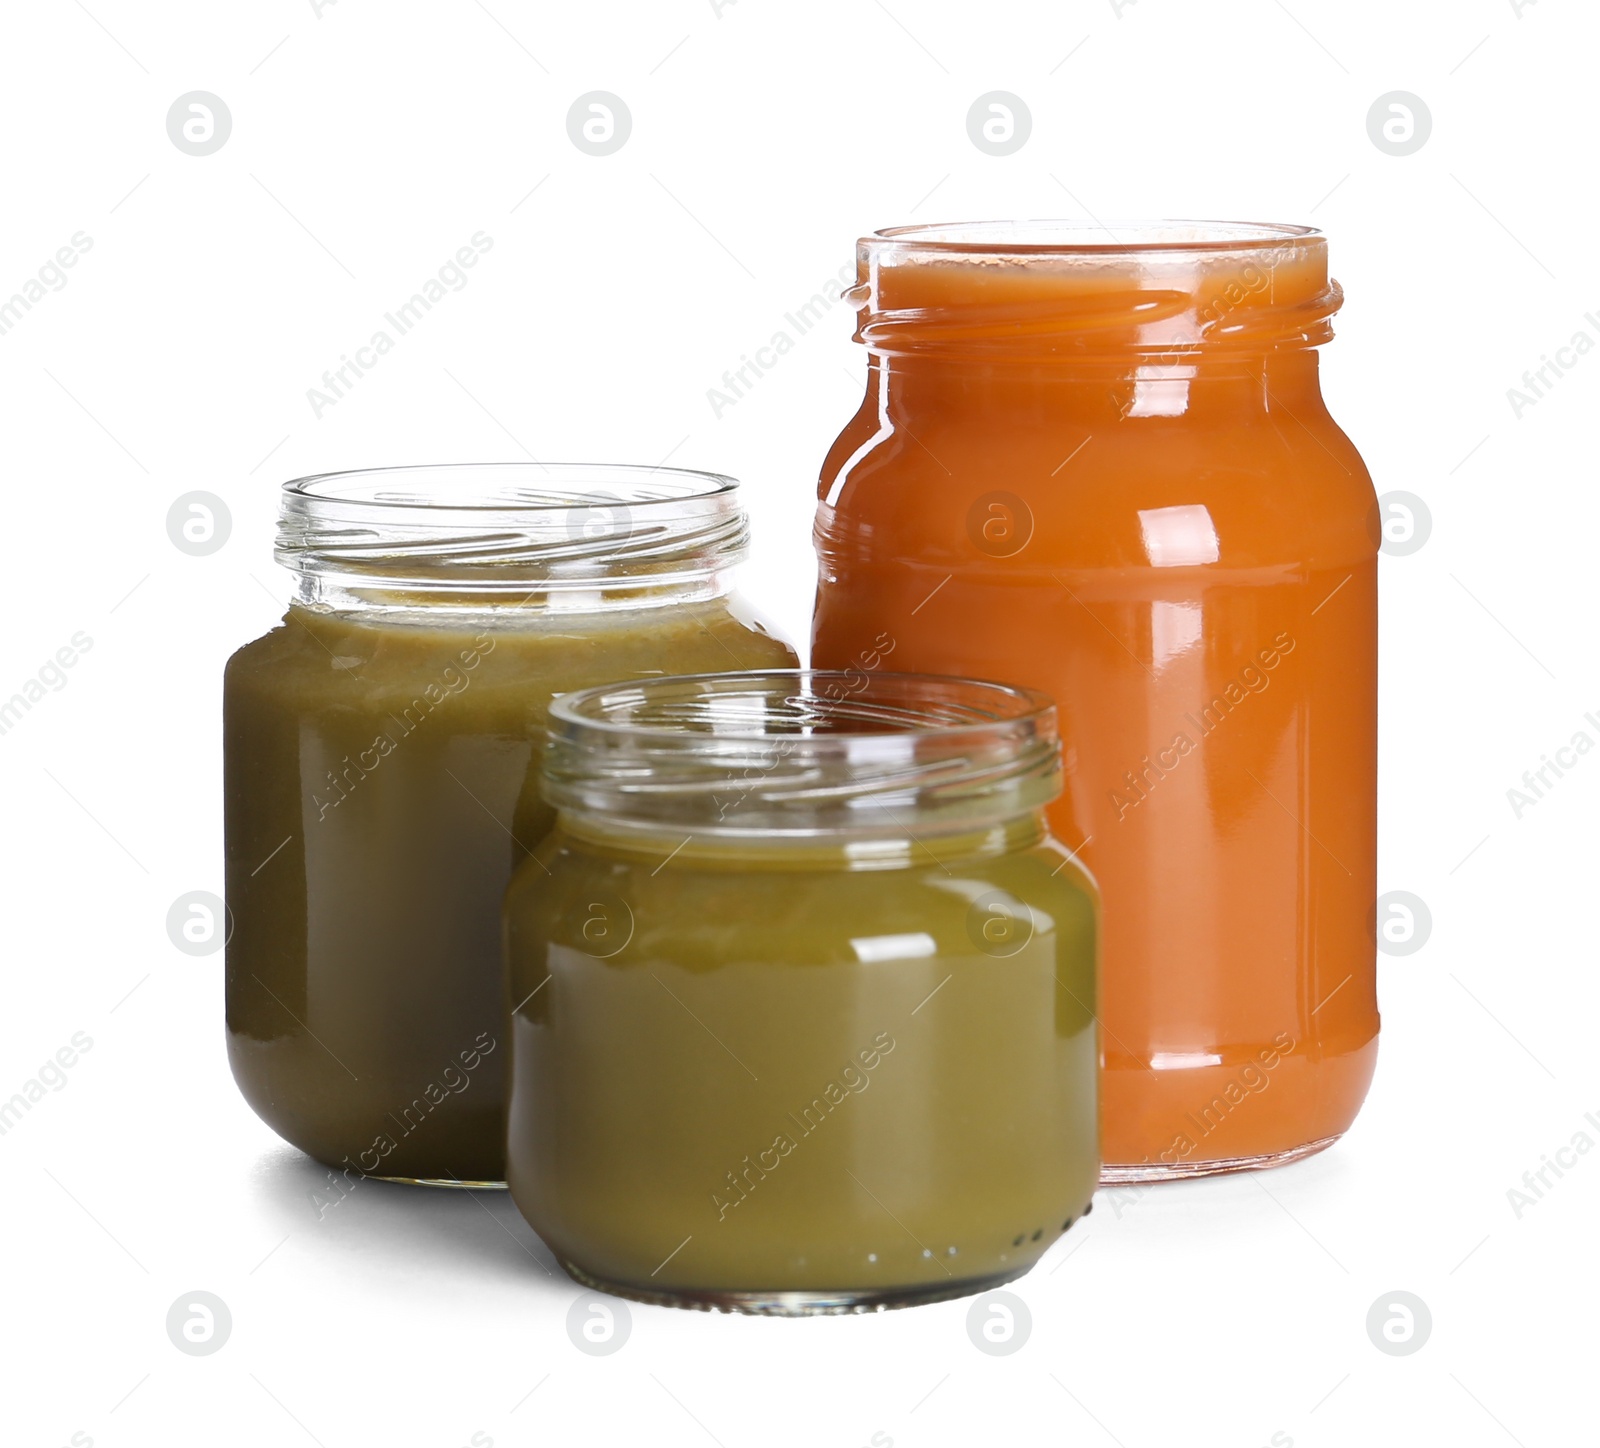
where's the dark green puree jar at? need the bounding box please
[504,669,1100,1312]
[223,465,795,1186]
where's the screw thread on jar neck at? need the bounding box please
[274,463,751,620]
[543,669,1064,848]
[851,220,1342,362]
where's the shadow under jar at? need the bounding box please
[224,464,795,1186]
[505,669,1100,1314]
[812,221,1379,1182]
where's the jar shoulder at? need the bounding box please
[508,832,1096,967]
[225,597,797,706]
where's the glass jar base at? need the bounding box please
[370,1175,508,1190]
[1098,1132,1342,1185]
[557,1257,1033,1316]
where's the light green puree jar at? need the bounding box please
[505,669,1100,1313]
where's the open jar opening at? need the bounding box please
[276,462,750,617]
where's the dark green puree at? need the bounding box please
[224,601,795,1184]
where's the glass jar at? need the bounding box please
[813,222,1378,1181]
[224,464,795,1186]
[504,669,1099,1314]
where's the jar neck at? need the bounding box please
[286,564,738,623]
[543,671,1063,844]
[274,463,751,623]
[555,806,1050,871]
[862,348,1326,426]
[853,223,1340,359]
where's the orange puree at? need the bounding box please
[812,222,1379,1179]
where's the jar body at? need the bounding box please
[814,351,1378,1178]
[224,597,794,1184]
[504,822,1099,1310]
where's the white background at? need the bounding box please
[1,1,1594,1444]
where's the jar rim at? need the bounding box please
[867,219,1322,257]
[283,461,740,512]
[545,670,1062,839]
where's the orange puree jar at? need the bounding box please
[812,222,1378,1181]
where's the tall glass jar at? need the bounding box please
[224,464,795,1186]
[813,222,1379,1181]
[504,670,1099,1313]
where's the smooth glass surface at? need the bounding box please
[812,222,1379,1179]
